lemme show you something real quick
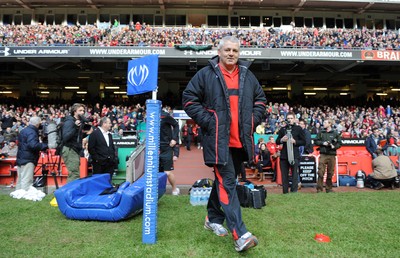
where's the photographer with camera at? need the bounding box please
[314,119,342,193]
[61,103,86,182]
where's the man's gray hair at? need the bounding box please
[29,116,41,126]
[99,116,110,126]
[218,36,240,50]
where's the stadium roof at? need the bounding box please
[2,0,400,13]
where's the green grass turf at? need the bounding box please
[1,190,399,257]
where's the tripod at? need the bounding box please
[34,150,60,194]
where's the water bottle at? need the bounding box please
[201,189,208,205]
[198,189,204,205]
[190,188,198,206]
[194,188,202,206]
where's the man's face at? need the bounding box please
[299,121,305,129]
[102,119,112,131]
[218,40,239,69]
[286,115,295,125]
[75,107,85,117]
[323,120,330,129]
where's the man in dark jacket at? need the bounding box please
[88,117,116,179]
[61,103,86,182]
[365,127,387,159]
[1,110,16,132]
[276,112,306,194]
[299,119,313,155]
[314,119,342,193]
[183,36,266,252]
[16,116,48,191]
[159,106,180,195]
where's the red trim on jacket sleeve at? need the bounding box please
[183,101,195,108]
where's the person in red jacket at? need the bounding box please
[183,36,266,252]
[266,136,281,182]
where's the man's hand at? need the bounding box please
[169,139,177,147]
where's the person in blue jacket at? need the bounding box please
[16,116,48,191]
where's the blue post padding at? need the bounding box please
[142,99,161,244]
[53,173,167,222]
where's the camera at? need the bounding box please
[79,115,90,123]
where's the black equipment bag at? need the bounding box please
[236,184,253,208]
[254,185,267,207]
[251,189,263,209]
[236,183,267,208]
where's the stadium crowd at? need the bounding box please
[1,23,400,49]
[1,99,400,148]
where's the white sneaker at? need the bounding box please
[172,188,180,195]
[204,216,228,236]
[234,232,258,252]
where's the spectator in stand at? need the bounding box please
[16,117,48,191]
[386,105,392,117]
[256,143,271,181]
[1,111,16,133]
[377,105,386,118]
[268,114,277,132]
[264,123,273,134]
[3,127,18,143]
[366,127,388,159]
[299,119,313,155]
[135,22,142,31]
[1,137,18,156]
[311,122,322,135]
[256,122,266,134]
[254,138,265,156]
[366,149,398,190]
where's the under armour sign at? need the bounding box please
[127,54,158,95]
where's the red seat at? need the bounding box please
[341,132,351,138]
